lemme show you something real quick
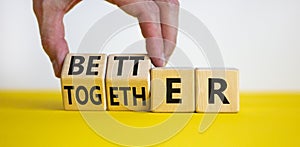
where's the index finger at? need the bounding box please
[154,0,179,61]
[107,0,165,67]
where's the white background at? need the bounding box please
[0,0,299,91]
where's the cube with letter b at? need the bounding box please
[61,53,107,110]
[106,54,151,111]
[195,68,239,112]
[151,68,195,112]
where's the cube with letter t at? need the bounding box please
[106,54,151,111]
[61,54,107,110]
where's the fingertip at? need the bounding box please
[52,60,61,78]
[151,57,165,67]
[52,59,62,78]
[52,49,69,78]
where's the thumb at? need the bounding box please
[38,15,69,78]
[41,38,69,78]
[33,0,81,78]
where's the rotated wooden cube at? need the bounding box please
[61,53,107,110]
[105,54,151,111]
[195,68,239,112]
[151,68,195,112]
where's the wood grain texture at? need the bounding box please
[61,53,107,110]
[105,54,151,111]
[195,68,239,112]
[151,68,195,112]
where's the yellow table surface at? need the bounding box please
[0,91,300,146]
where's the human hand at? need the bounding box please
[33,0,81,78]
[33,0,179,78]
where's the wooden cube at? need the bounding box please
[195,68,239,112]
[105,54,151,111]
[61,53,107,110]
[151,68,195,112]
